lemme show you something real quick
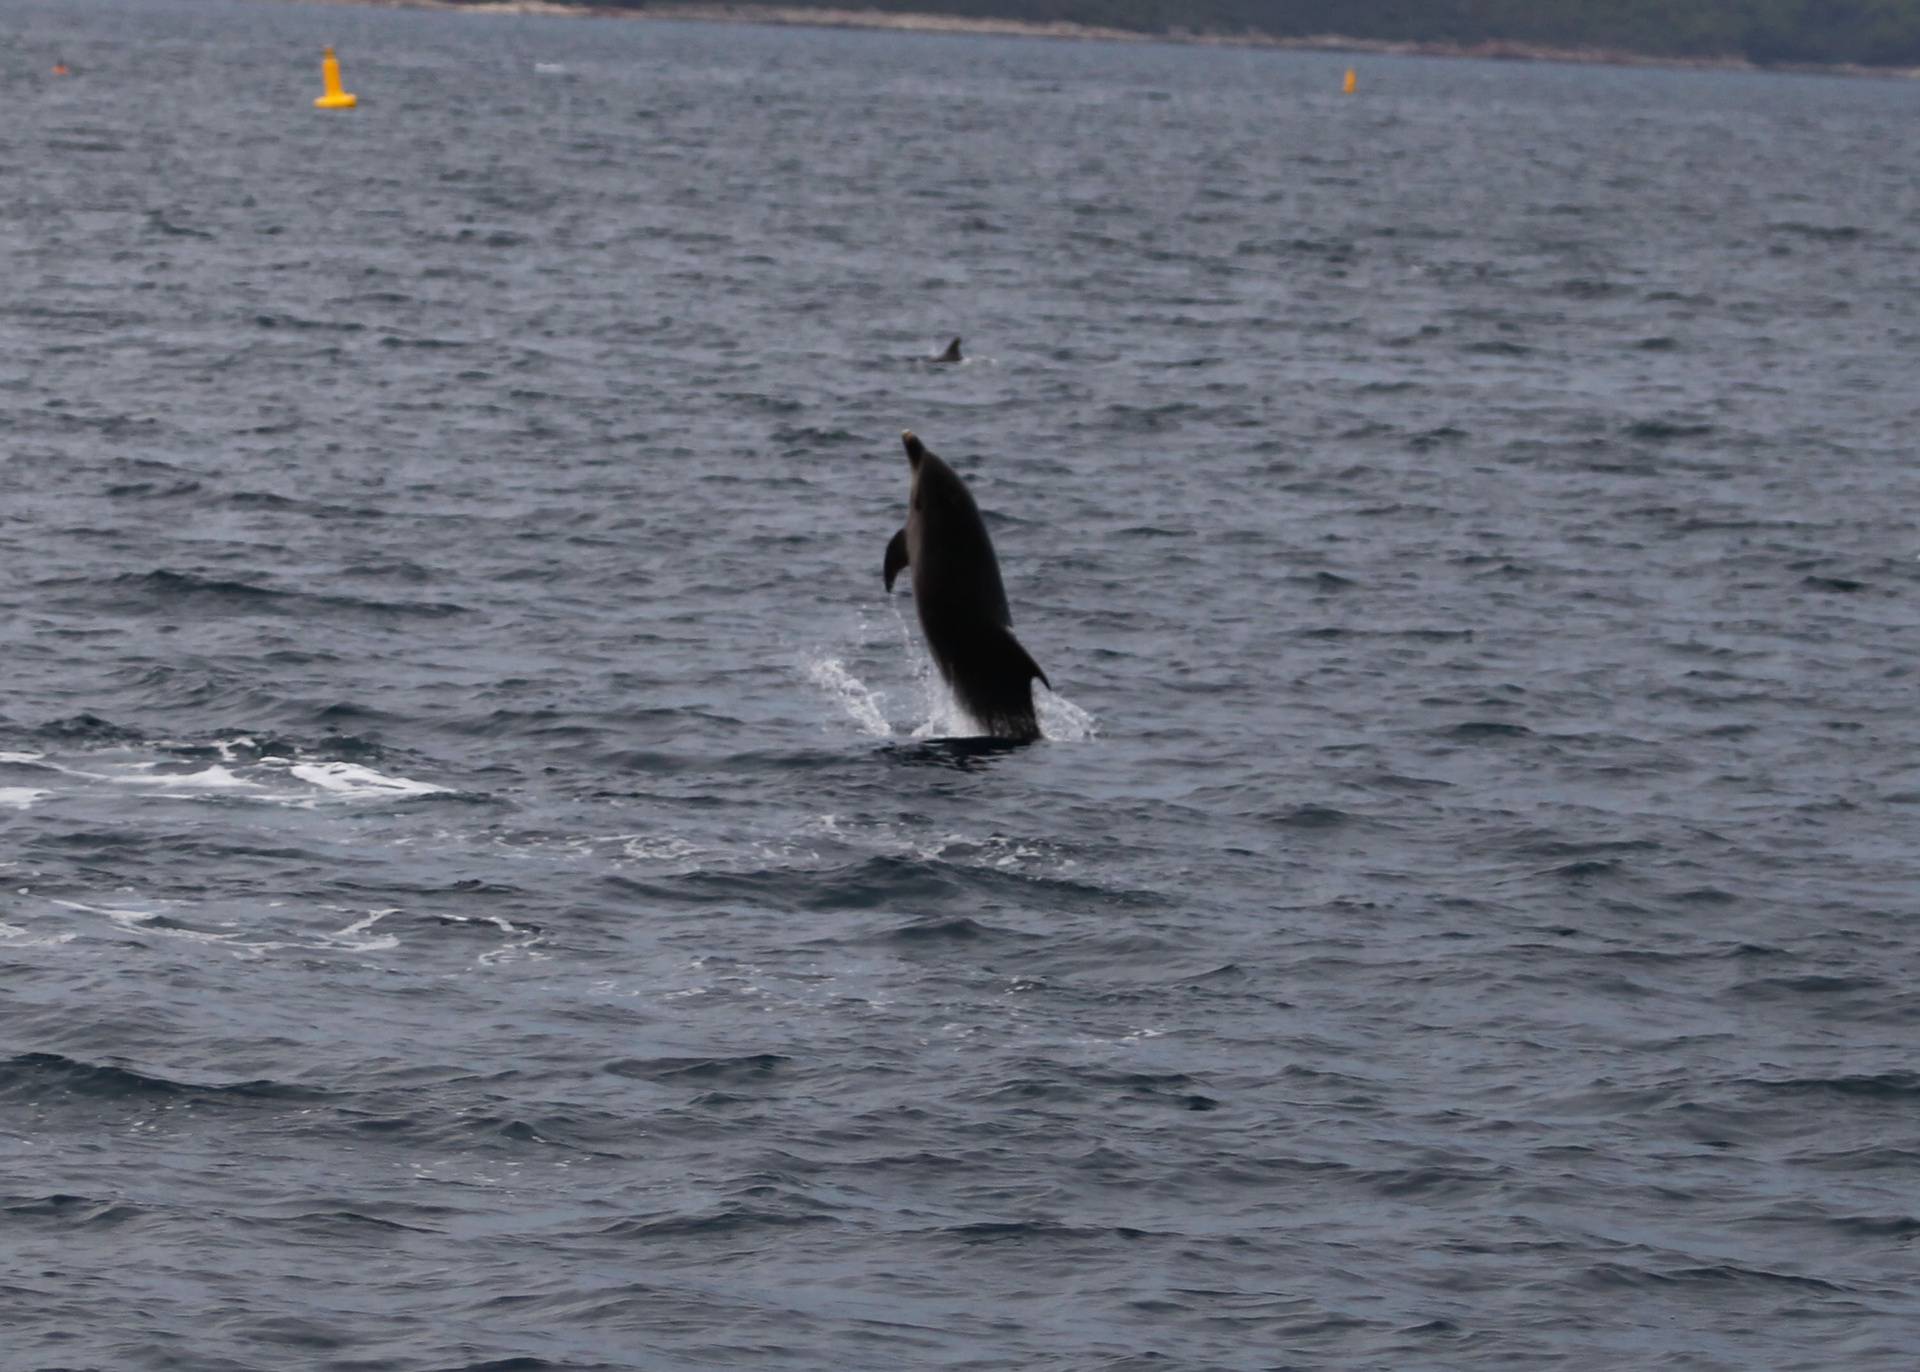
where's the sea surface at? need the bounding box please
[3,2,1918,1367]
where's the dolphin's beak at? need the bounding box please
[901,430,925,470]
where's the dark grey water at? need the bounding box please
[4,1,1919,1367]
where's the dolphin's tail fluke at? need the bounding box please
[950,623,1047,742]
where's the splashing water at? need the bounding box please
[808,605,1095,742]
[803,655,893,738]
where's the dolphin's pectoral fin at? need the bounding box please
[883,528,909,591]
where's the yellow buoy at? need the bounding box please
[1343,67,1358,95]
[315,46,357,110]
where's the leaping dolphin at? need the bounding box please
[883,431,1049,741]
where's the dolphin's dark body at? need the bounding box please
[883,431,1049,741]
[932,338,963,363]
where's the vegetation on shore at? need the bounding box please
[502,0,1920,67]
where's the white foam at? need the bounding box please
[0,920,75,947]
[475,915,546,966]
[622,835,707,865]
[0,788,49,810]
[48,897,240,946]
[0,751,46,764]
[288,762,450,799]
[110,764,262,792]
[9,751,449,810]
[46,895,415,959]
[321,908,401,952]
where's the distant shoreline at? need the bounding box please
[301,0,1920,79]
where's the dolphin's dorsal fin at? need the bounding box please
[996,621,1050,693]
[950,621,1049,740]
[937,337,962,363]
[883,528,909,591]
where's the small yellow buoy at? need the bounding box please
[315,46,357,110]
[1343,67,1358,95]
